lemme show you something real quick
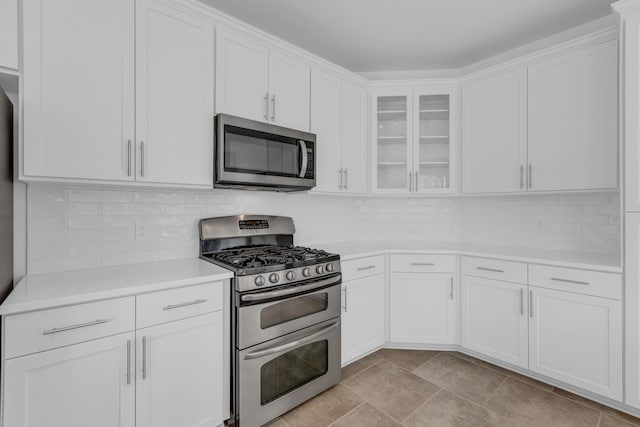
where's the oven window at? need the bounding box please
[260,293,328,329]
[260,340,328,405]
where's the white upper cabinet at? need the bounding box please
[22,0,215,187]
[462,69,527,194]
[0,0,19,70]
[135,0,214,187]
[311,68,367,194]
[528,40,618,192]
[216,30,310,131]
[23,0,136,182]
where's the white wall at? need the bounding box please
[25,184,620,274]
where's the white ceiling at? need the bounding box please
[201,0,616,72]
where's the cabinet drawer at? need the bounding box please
[136,281,223,328]
[4,297,135,359]
[390,254,454,273]
[461,256,527,284]
[528,265,621,300]
[342,255,385,281]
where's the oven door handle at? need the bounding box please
[298,140,308,178]
[244,320,340,360]
[240,275,341,303]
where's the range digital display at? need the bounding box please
[239,219,270,230]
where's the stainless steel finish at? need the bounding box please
[344,168,348,190]
[240,275,341,303]
[271,94,276,121]
[264,93,269,120]
[162,298,207,311]
[529,290,534,318]
[339,168,343,190]
[412,262,435,266]
[269,273,280,284]
[326,263,334,272]
[127,140,132,177]
[550,277,589,285]
[255,276,265,286]
[302,268,311,277]
[244,320,339,360]
[520,165,524,189]
[140,141,145,177]
[200,215,296,241]
[449,278,454,300]
[476,267,504,273]
[142,335,147,380]
[316,265,325,274]
[343,286,348,312]
[286,271,296,280]
[520,288,524,316]
[528,164,532,188]
[299,140,308,178]
[357,265,376,271]
[126,339,131,385]
[42,319,109,335]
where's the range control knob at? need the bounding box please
[326,263,334,272]
[254,275,265,286]
[316,265,325,274]
[286,271,296,281]
[269,273,280,284]
[302,268,311,277]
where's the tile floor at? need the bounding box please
[266,349,640,427]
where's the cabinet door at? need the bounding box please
[0,0,18,70]
[623,11,640,211]
[4,332,135,427]
[215,30,269,121]
[462,68,527,194]
[528,40,618,191]
[341,80,368,194]
[23,0,135,181]
[310,68,342,193]
[374,91,413,193]
[389,273,455,344]
[529,286,622,400]
[625,212,640,408]
[268,51,310,131]
[461,276,528,368]
[135,0,213,187]
[341,274,385,365]
[136,312,223,427]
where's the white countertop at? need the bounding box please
[0,258,234,316]
[318,241,622,273]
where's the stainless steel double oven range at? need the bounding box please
[199,215,342,427]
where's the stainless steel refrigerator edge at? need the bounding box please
[0,86,12,303]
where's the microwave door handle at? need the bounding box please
[299,140,308,178]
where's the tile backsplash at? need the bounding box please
[26,184,620,274]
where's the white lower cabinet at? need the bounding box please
[528,286,623,400]
[461,276,528,369]
[136,312,223,427]
[389,272,456,345]
[4,332,136,427]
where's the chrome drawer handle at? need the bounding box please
[162,299,207,310]
[550,277,589,286]
[411,262,435,266]
[476,267,504,273]
[357,265,376,271]
[42,319,109,335]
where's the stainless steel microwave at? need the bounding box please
[214,114,316,192]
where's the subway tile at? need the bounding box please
[102,203,130,215]
[161,204,185,215]
[102,228,134,241]
[133,191,184,204]
[66,203,101,216]
[129,204,162,215]
[66,242,103,257]
[28,185,67,202]
[101,190,133,203]
[67,189,103,202]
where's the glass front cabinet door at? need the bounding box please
[373,87,457,194]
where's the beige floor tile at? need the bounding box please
[281,384,362,427]
[341,352,382,381]
[376,348,440,371]
[263,418,288,427]
[599,413,640,427]
[413,352,506,405]
[403,389,517,427]
[551,388,640,426]
[485,378,600,427]
[330,403,402,427]
[343,359,440,421]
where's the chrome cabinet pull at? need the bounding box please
[411,262,435,266]
[528,164,532,188]
[343,287,348,313]
[140,141,145,177]
[42,319,109,335]
[142,336,147,380]
[163,299,207,311]
[244,321,340,360]
[476,267,504,273]
[270,94,276,121]
[409,172,412,192]
[520,288,524,316]
[264,93,269,120]
[529,290,533,318]
[550,277,589,286]
[127,140,132,177]
[415,171,419,191]
[126,339,132,385]
[449,278,454,300]
[344,169,348,190]
[357,265,376,271]
[520,165,524,189]
[339,168,343,190]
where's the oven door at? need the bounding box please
[237,274,341,349]
[238,317,341,427]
